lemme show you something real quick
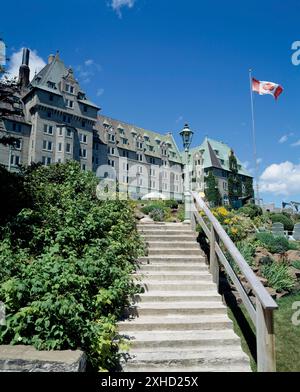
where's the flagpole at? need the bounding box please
[249,68,261,206]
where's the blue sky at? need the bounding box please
[2,0,300,206]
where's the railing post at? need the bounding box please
[210,226,219,290]
[256,298,276,372]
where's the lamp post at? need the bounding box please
[180,124,194,224]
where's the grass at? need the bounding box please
[227,291,300,372]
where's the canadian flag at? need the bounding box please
[252,78,283,100]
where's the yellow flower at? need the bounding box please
[231,227,238,235]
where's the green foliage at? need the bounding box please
[261,263,296,292]
[292,260,300,269]
[141,201,165,215]
[236,241,256,266]
[270,213,294,231]
[255,232,290,254]
[164,200,179,209]
[228,150,243,206]
[204,170,221,207]
[0,162,144,370]
[238,204,263,219]
[150,208,165,222]
[288,242,300,251]
[244,177,254,199]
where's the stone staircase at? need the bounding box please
[118,222,251,372]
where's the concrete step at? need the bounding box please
[138,225,192,232]
[134,271,212,282]
[120,348,250,370]
[118,315,233,332]
[146,241,200,249]
[122,364,251,372]
[139,280,216,291]
[138,256,206,264]
[126,302,227,317]
[134,291,221,303]
[120,330,241,350]
[148,249,203,256]
[138,230,194,236]
[136,264,208,272]
[143,235,197,242]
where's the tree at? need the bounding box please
[204,170,221,207]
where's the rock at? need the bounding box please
[259,277,268,287]
[254,247,273,266]
[272,253,286,263]
[140,217,154,223]
[134,209,145,220]
[266,287,277,300]
[276,290,289,299]
[289,267,300,279]
[286,250,300,263]
[0,346,86,372]
[252,267,259,273]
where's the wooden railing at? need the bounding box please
[191,192,278,372]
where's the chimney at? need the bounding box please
[48,54,55,64]
[18,48,30,89]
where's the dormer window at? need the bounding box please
[66,99,74,108]
[47,81,56,89]
[214,150,219,156]
[65,84,74,94]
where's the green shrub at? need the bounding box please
[164,200,179,209]
[238,204,263,219]
[141,201,165,215]
[289,242,300,251]
[236,241,255,266]
[150,208,165,222]
[261,262,296,292]
[270,213,294,231]
[292,260,300,270]
[256,232,289,254]
[0,162,144,371]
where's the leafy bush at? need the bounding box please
[0,162,144,371]
[141,201,165,215]
[164,200,179,209]
[270,213,294,231]
[238,204,263,219]
[236,241,256,266]
[261,263,296,292]
[150,208,165,222]
[256,232,289,254]
[292,260,300,270]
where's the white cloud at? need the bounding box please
[257,158,263,165]
[4,48,46,81]
[291,139,300,147]
[260,161,300,196]
[278,132,294,144]
[84,59,94,66]
[96,88,104,96]
[279,135,288,143]
[110,0,135,17]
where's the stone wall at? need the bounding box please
[0,345,86,372]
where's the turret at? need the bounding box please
[18,48,30,88]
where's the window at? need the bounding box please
[58,143,62,152]
[83,105,87,112]
[15,139,21,150]
[80,148,87,159]
[108,134,115,142]
[66,99,74,108]
[137,141,143,149]
[47,81,56,89]
[58,128,63,136]
[49,94,53,101]
[138,166,143,174]
[108,160,115,168]
[122,150,129,158]
[108,147,115,155]
[163,183,168,190]
[43,140,52,151]
[95,158,99,165]
[175,174,179,181]
[65,84,74,94]
[150,168,156,176]
[122,138,128,145]
[137,153,143,162]
[57,158,62,163]
[80,134,87,143]
[44,124,54,135]
[139,178,143,186]
[81,164,86,171]
[10,155,20,166]
[67,116,71,124]
[42,156,51,166]
[82,121,86,128]
[63,115,66,122]
[66,129,72,137]
[47,112,51,118]
[66,143,71,153]
[150,157,155,164]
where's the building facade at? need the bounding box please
[0,49,253,202]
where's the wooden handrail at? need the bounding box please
[191,191,278,372]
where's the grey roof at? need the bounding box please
[190,137,252,177]
[96,115,183,164]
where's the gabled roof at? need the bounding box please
[190,137,252,177]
